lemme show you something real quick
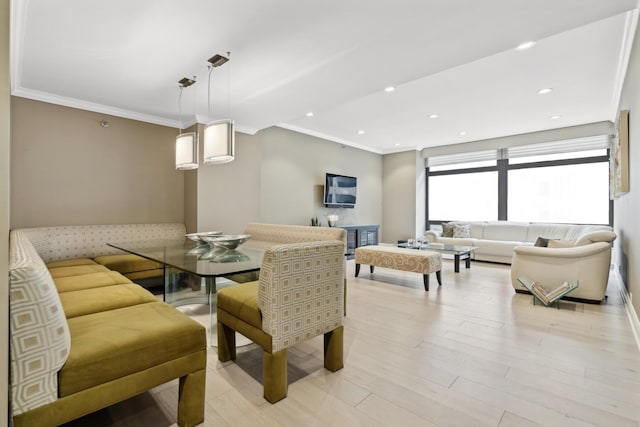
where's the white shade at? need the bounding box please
[203,120,234,164]
[175,132,198,170]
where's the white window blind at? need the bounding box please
[427,149,498,167]
[505,135,611,159]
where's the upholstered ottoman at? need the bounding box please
[354,245,442,291]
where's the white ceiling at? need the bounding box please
[10,0,640,154]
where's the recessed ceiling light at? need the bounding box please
[305,112,314,117]
[394,143,400,147]
[384,86,395,92]
[537,88,553,95]
[357,130,365,135]
[429,114,439,119]
[550,115,561,119]
[459,131,467,136]
[516,41,536,51]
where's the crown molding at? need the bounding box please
[611,9,639,115]
[277,123,383,155]
[12,86,180,128]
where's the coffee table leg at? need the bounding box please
[465,253,471,269]
[454,254,460,273]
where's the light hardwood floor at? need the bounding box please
[63,259,640,427]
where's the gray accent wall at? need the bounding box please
[382,150,425,243]
[615,18,640,321]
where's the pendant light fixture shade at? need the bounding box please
[176,132,198,170]
[175,77,198,170]
[203,119,234,164]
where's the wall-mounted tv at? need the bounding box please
[324,173,357,208]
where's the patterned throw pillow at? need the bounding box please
[442,223,455,237]
[452,224,470,238]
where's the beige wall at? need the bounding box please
[195,130,262,234]
[615,20,640,318]
[1,0,10,421]
[188,126,382,234]
[382,150,424,243]
[10,98,184,228]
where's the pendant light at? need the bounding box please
[203,53,235,164]
[175,77,198,170]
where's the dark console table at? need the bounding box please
[340,225,380,259]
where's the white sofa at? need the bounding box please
[424,221,613,264]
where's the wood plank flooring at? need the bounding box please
[62,259,640,427]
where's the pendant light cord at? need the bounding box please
[178,86,184,135]
[208,65,214,118]
[227,51,231,119]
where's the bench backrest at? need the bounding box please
[16,223,186,263]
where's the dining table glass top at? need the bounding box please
[107,239,265,278]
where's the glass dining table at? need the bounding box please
[107,238,264,345]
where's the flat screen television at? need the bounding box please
[324,173,357,208]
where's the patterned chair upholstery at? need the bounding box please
[216,240,345,403]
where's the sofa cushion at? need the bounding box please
[46,258,99,268]
[48,264,110,278]
[217,281,262,329]
[60,301,206,396]
[53,271,133,293]
[93,254,163,277]
[9,231,71,415]
[574,230,617,246]
[482,221,528,241]
[59,284,159,318]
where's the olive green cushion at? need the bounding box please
[59,284,159,318]
[48,264,110,278]
[46,258,99,268]
[60,301,206,397]
[217,281,262,329]
[94,254,163,277]
[53,271,133,293]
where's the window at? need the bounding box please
[428,171,498,221]
[508,162,609,223]
[426,136,612,227]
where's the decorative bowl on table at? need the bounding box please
[185,231,223,244]
[206,249,251,263]
[199,234,251,250]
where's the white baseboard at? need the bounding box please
[612,265,640,352]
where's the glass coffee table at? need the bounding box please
[398,242,478,273]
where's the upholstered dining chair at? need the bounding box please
[216,240,345,403]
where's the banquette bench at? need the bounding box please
[9,223,206,427]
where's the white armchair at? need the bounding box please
[510,231,616,303]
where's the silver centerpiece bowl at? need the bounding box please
[200,234,251,250]
[185,231,223,244]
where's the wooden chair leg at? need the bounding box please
[436,270,442,286]
[423,274,429,291]
[177,368,206,427]
[217,321,236,362]
[263,349,288,403]
[324,326,344,372]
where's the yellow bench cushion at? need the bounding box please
[60,301,206,397]
[53,271,132,293]
[93,254,163,278]
[48,264,110,278]
[59,284,158,318]
[217,281,261,329]
[46,258,99,268]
